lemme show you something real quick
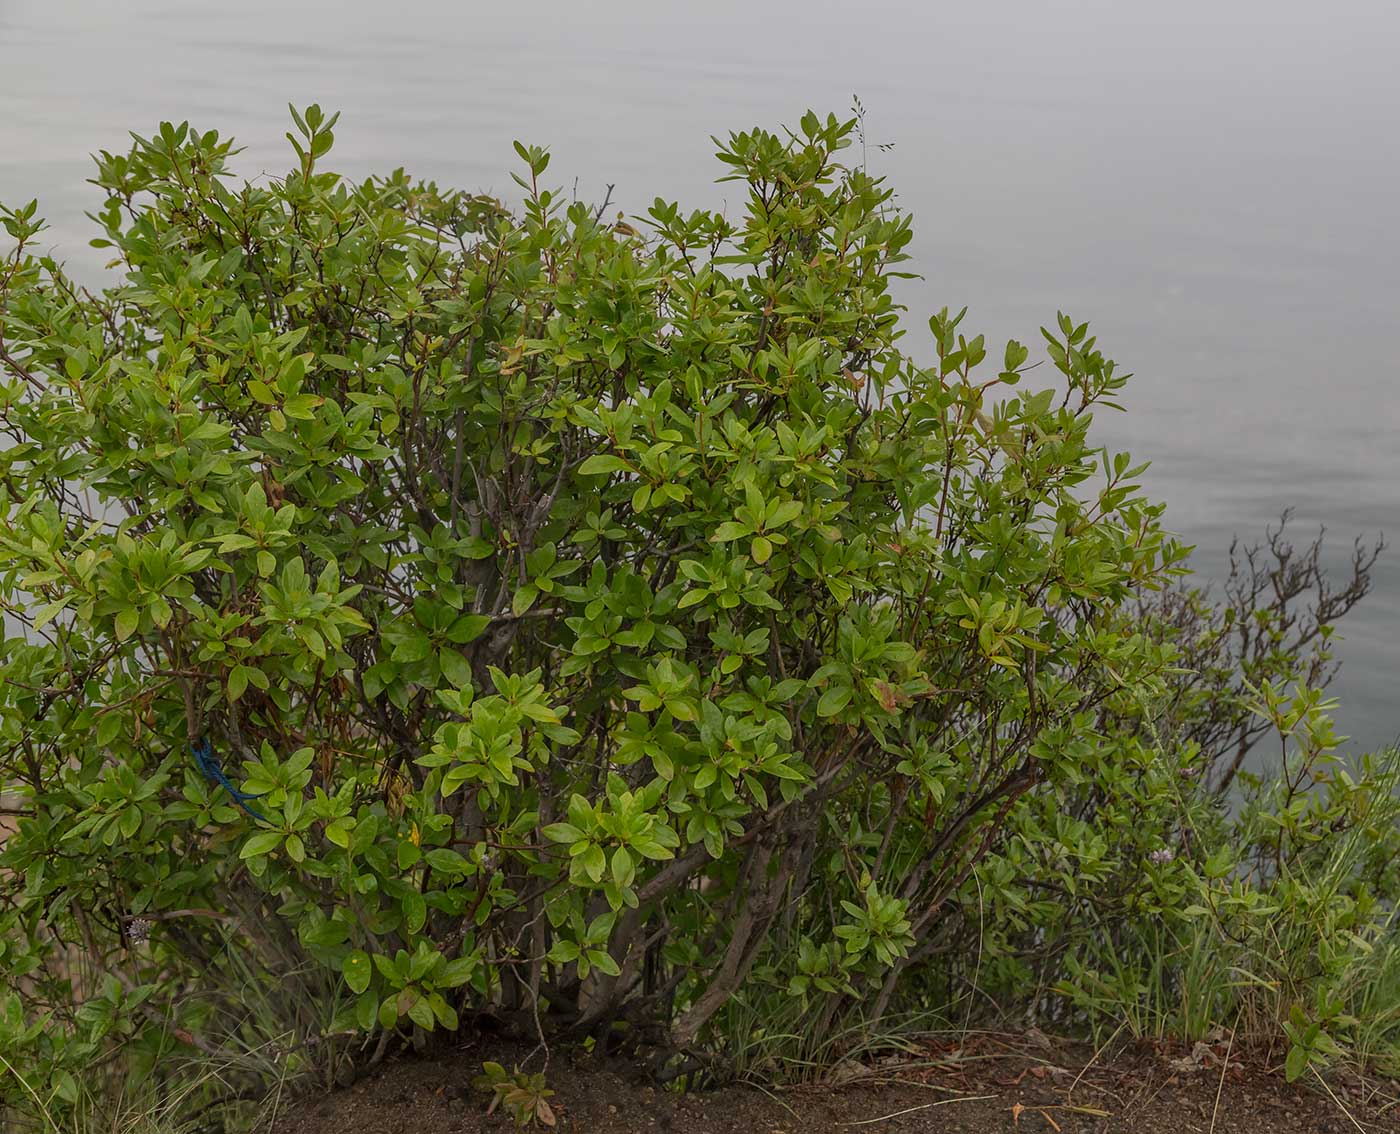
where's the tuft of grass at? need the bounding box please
[715,978,953,1086]
[1,922,358,1134]
[1067,747,1400,1081]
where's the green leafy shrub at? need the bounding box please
[0,106,1394,1118]
[1040,677,1400,1071]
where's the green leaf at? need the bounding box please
[52,1071,78,1106]
[766,500,803,527]
[436,956,474,988]
[429,993,458,1030]
[240,831,283,860]
[32,598,71,632]
[711,521,750,542]
[408,996,434,1030]
[300,915,349,948]
[1285,1044,1308,1083]
[149,596,173,628]
[439,649,473,688]
[343,950,372,994]
[816,685,853,717]
[665,698,697,722]
[393,633,433,663]
[284,393,322,419]
[577,454,631,476]
[447,614,492,643]
[114,607,140,642]
[424,848,470,875]
[96,713,124,748]
[611,846,634,888]
[581,844,607,883]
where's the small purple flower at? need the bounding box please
[1179,766,1200,779]
[126,917,153,944]
[1148,848,1175,866]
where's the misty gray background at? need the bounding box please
[1,0,1396,752]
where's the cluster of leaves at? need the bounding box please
[473,1061,557,1128]
[0,106,1393,1119]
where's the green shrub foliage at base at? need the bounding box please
[1,109,1392,1106]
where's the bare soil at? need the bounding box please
[271,1031,1400,1134]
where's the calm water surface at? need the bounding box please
[1,0,1396,750]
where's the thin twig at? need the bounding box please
[1066,1018,1126,1103]
[1310,1066,1368,1134]
[1208,1016,1237,1134]
[837,1094,997,1126]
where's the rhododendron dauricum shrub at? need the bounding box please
[0,108,1192,1094]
